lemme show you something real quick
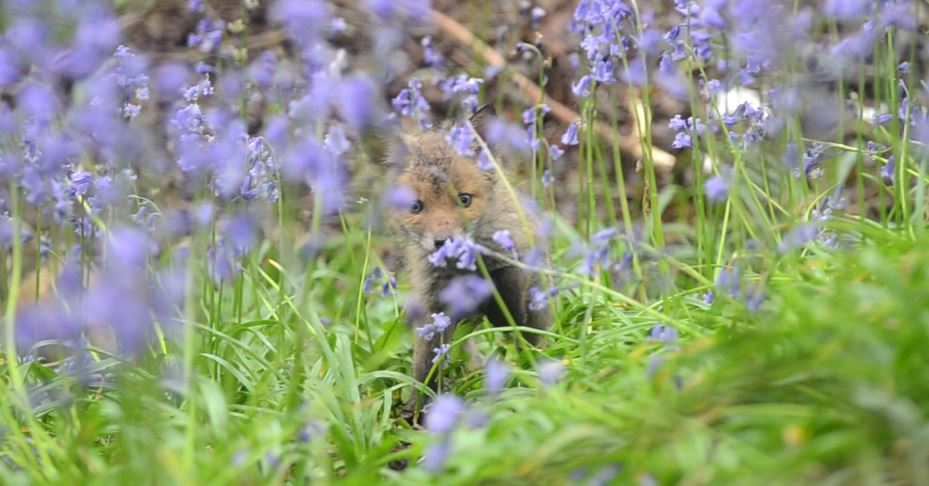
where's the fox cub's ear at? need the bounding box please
[468,103,494,130]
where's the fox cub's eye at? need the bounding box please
[410,199,424,214]
[458,193,473,207]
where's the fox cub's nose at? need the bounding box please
[434,238,448,249]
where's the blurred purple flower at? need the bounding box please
[486,118,530,155]
[672,131,692,149]
[485,357,509,395]
[477,149,493,171]
[446,122,475,157]
[223,213,259,255]
[366,0,430,22]
[593,59,616,84]
[704,175,729,202]
[271,0,330,46]
[881,156,895,185]
[298,420,326,443]
[572,74,593,98]
[823,0,871,20]
[429,237,483,271]
[621,57,646,86]
[439,275,493,318]
[339,75,381,132]
[537,359,565,386]
[421,36,445,68]
[778,224,819,253]
[648,324,678,343]
[422,438,452,473]
[188,17,224,53]
[0,47,23,87]
[392,78,432,129]
[208,244,241,285]
[561,122,580,146]
[425,394,464,434]
[14,304,83,353]
[528,286,555,312]
[492,229,515,253]
[432,342,451,364]
[107,227,153,268]
[432,312,451,332]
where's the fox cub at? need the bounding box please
[391,129,551,404]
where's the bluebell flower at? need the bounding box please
[439,275,493,318]
[672,132,692,149]
[537,359,565,386]
[648,324,678,343]
[224,214,258,256]
[486,118,531,155]
[188,17,224,53]
[416,323,437,341]
[492,230,515,253]
[298,420,326,443]
[561,122,580,146]
[363,267,385,293]
[477,149,494,171]
[421,36,445,69]
[485,358,509,395]
[529,286,556,311]
[425,394,464,435]
[428,237,483,270]
[593,59,616,84]
[386,185,417,211]
[431,312,452,332]
[271,0,330,47]
[668,114,688,131]
[432,343,451,364]
[338,75,381,132]
[542,170,554,187]
[704,175,729,203]
[422,437,452,473]
[446,122,475,157]
[572,74,593,98]
[882,156,895,185]
[778,224,819,253]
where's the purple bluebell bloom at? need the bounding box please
[422,438,452,473]
[672,131,693,149]
[528,286,556,312]
[648,324,678,343]
[431,312,451,332]
[446,122,475,157]
[572,74,593,98]
[271,0,330,46]
[537,359,565,387]
[386,185,417,211]
[477,149,494,171]
[882,156,895,185]
[429,237,483,271]
[492,230,515,253]
[704,175,729,202]
[778,224,819,253]
[425,394,464,434]
[432,343,451,364]
[485,357,509,395]
[339,75,381,132]
[542,170,554,187]
[561,122,580,146]
[439,275,493,318]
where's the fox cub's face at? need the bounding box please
[396,131,495,254]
